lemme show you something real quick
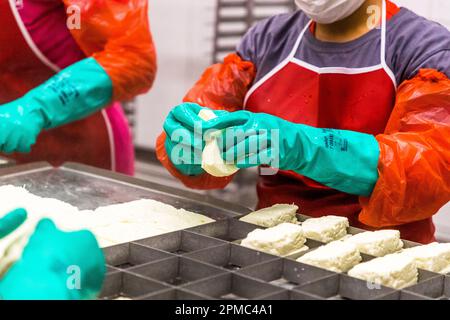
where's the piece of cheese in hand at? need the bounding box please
[345,230,403,257]
[399,242,450,274]
[239,204,299,227]
[348,253,418,289]
[301,215,349,243]
[297,240,361,273]
[240,223,306,256]
[198,109,239,177]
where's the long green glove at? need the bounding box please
[0,215,105,300]
[163,103,226,176]
[0,58,112,153]
[178,107,380,196]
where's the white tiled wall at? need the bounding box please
[135,0,450,241]
[135,0,216,149]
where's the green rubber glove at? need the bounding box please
[0,208,27,239]
[163,103,226,176]
[202,109,380,196]
[0,217,105,300]
[0,58,112,154]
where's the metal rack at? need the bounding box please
[101,217,450,300]
[213,0,296,62]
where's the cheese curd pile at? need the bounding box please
[0,185,214,276]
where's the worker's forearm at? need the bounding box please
[22,58,113,129]
[292,125,380,197]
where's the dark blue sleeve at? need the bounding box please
[387,9,450,82]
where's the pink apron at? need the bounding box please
[0,0,134,175]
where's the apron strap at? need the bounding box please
[288,20,312,60]
[380,0,397,88]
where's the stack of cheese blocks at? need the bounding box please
[239,204,450,290]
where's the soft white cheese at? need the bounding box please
[348,253,418,289]
[345,230,403,257]
[399,242,450,274]
[0,185,215,276]
[240,223,306,256]
[301,215,349,243]
[239,204,299,227]
[297,240,361,273]
[199,109,239,177]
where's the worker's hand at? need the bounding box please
[207,110,380,196]
[0,99,46,153]
[163,103,226,176]
[0,218,105,300]
[0,208,27,239]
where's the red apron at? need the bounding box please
[0,0,113,170]
[243,1,435,242]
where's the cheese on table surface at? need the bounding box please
[239,204,299,227]
[0,185,215,276]
[348,253,418,289]
[399,243,450,274]
[297,240,362,273]
[301,215,349,243]
[345,230,403,257]
[240,223,306,256]
[199,109,239,177]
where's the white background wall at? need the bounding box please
[135,0,216,149]
[136,0,450,240]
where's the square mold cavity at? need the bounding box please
[135,230,226,254]
[399,291,437,300]
[237,259,334,290]
[293,274,398,300]
[184,243,279,271]
[103,242,174,269]
[182,273,285,300]
[138,288,214,300]
[292,275,343,300]
[402,273,448,300]
[187,219,260,242]
[99,271,170,300]
[127,256,227,286]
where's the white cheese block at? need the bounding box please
[348,253,418,289]
[240,223,306,256]
[199,109,239,177]
[297,240,362,273]
[399,242,450,274]
[301,215,349,243]
[239,204,299,227]
[345,230,403,257]
[0,186,81,276]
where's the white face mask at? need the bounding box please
[295,0,366,24]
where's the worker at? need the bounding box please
[157,0,450,243]
[0,0,156,175]
[0,208,105,300]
